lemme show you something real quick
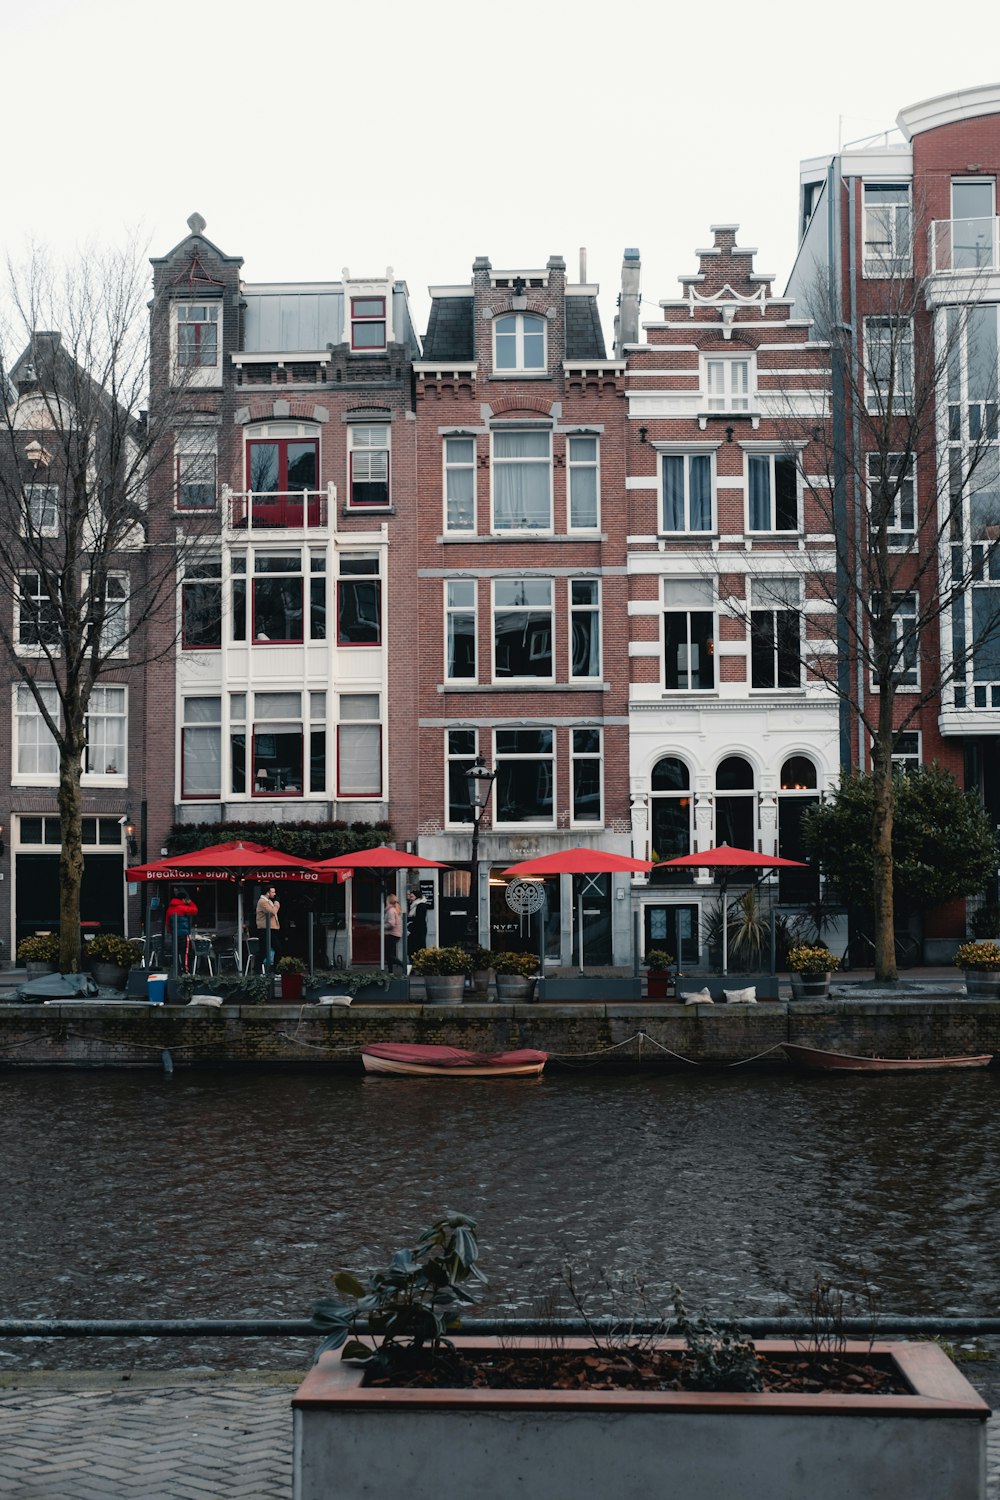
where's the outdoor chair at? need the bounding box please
[212,932,240,974]
[190,934,215,977]
[243,937,262,975]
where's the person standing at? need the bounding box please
[164,887,198,972]
[255,885,282,967]
[407,887,428,956]
[384,893,403,971]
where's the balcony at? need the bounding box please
[222,483,334,534]
[929,216,1000,274]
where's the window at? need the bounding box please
[351,297,386,350]
[715,755,756,848]
[493,579,552,679]
[247,434,320,526]
[569,579,601,679]
[865,317,913,413]
[444,436,476,531]
[868,452,915,542]
[98,574,130,657]
[777,756,819,901]
[15,681,59,779]
[17,571,59,651]
[182,557,222,649]
[176,431,217,510]
[663,579,714,691]
[492,430,552,531]
[494,728,554,826]
[338,694,382,797]
[567,435,600,529]
[309,690,327,795]
[705,358,750,412]
[890,730,921,774]
[253,552,304,643]
[649,756,693,874]
[750,576,801,689]
[84,686,126,777]
[445,580,477,680]
[181,696,221,799]
[338,554,381,645]
[863,184,911,276]
[175,302,220,371]
[661,453,713,533]
[252,692,304,796]
[25,484,58,535]
[446,728,478,825]
[348,425,390,508]
[493,312,546,372]
[748,453,798,532]
[872,591,918,687]
[571,728,602,824]
[951,178,996,270]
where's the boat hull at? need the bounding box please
[783,1043,993,1073]
[361,1044,547,1078]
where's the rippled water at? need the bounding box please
[2,1068,999,1369]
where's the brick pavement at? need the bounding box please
[0,1366,996,1499]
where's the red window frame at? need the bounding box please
[350,297,386,351]
[246,438,321,526]
[176,306,219,368]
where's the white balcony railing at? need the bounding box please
[222,482,336,533]
[929,217,1000,274]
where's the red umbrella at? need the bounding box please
[659,844,808,975]
[502,847,653,877]
[314,846,451,969]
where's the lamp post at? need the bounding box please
[465,756,496,950]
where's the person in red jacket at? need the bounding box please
[164,887,198,972]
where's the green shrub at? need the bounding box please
[787,944,840,974]
[643,948,674,971]
[16,933,60,964]
[277,956,307,975]
[954,939,1000,970]
[491,950,539,977]
[409,946,470,976]
[86,934,144,967]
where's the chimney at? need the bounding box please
[614,247,641,356]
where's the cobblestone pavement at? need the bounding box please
[0,1366,996,1498]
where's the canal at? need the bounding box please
[2,1067,998,1370]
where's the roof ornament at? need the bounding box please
[187,212,207,235]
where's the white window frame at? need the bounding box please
[659,450,715,534]
[492,727,556,830]
[445,727,479,828]
[180,695,222,800]
[865,317,913,414]
[172,301,222,388]
[81,570,130,658]
[492,578,554,683]
[567,434,600,531]
[443,435,477,532]
[872,591,919,689]
[490,428,553,533]
[15,569,60,656]
[13,680,60,784]
[176,430,218,511]
[568,578,601,680]
[662,578,716,693]
[83,685,127,782]
[493,312,546,373]
[890,729,922,774]
[337,693,382,798]
[704,356,752,412]
[348,424,390,508]
[867,452,916,545]
[570,727,603,827]
[445,579,477,683]
[24,483,58,536]
[863,182,912,277]
[749,576,802,690]
[746,450,800,533]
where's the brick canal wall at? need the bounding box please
[0,999,998,1070]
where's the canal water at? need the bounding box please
[2,1068,998,1370]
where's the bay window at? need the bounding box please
[338,694,382,797]
[338,554,381,645]
[181,696,221,798]
[253,552,304,643]
[494,728,554,826]
[491,430,552,531]
[252,692,304,796]
[493,579,552,679]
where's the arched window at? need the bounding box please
[244,422,321,528]
[780,755,817,790]
[778,756,819,900]
[494,313,546,372]
[650,756,693,881]
[715,755,755,847]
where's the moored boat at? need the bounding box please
[782,1043,993,1073]
[361,1043,547,1078]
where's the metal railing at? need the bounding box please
[223,483,334,532]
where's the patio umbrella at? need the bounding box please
[314,847,450,969]
[127,841,336,970]
[502,848,654,974]
[658,844,808,975]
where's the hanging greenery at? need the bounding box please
[164,819,394,862]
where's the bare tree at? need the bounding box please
[738,231,1000,982]
[0,241,206,972]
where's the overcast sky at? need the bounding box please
[4,0,1000,346]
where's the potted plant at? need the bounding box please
[409,946,469,1004]
[954,939,1000,997]
[278,955,308,1000]
[643,948,675,999]
[295,1216,988,1500]
[491,950,539,1002]
[86,933,144,989]
[16,932,60,977]
[787,943,840,999]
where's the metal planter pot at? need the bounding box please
[963,969,1000,998]
[423,976,466,1005]
[495,975,537,1003]
[790,973,832,999]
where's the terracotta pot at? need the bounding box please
[645,971,671,999]
[280,972,305,1000]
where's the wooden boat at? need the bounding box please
[361,1043,547,1078]
[782,1043,993,1073]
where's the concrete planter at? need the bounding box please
[293,1338,987,1500]
[422,975,466,1005]
[537,977,642,1001]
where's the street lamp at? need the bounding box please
[465,756,496,949]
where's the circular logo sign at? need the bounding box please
[505,879,545,916]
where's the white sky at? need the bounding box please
[3,0,1000,346]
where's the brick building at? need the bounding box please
[410,254,633,965]
[620,231,839,967]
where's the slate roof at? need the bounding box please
[422,296,475,361]
[565,296,607,360]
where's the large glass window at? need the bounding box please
[181,696,221,798]
[15,682,59,778]
[865,317,913,413]
[748,453,798,532]
[494,312,546,371]
[715,755,755,848]
[492,430,552,531]
[494,729,554,826]
[338,554,381,645]
[444,436,476,531]
[863,184,911,276]
[446,580,477,680]
[349,425,390,508]
[868,452,916,542]
[338,694,381,796]
[649,756,693,878]
[84,686,126,777]
[493,579,552,679]
[662,452,712,533]
[253,552,303,643]
[183,557,222,650]
[569,579,600,678]
[571,728,602,825]
[252,692,304,796]
[750,576,801,689]
[872,591,918,687]
[778,755,819,901]
[663,579,714,690]
[567,435,599,529]
[446,728,478,825]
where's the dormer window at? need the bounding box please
[494,312,546,372]
[351,297,386,351]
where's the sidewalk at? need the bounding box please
[0,1364,996,1499]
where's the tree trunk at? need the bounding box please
[57,741,85,974]
[871,706,898,984]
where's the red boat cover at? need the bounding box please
[361,1044,547,1067]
